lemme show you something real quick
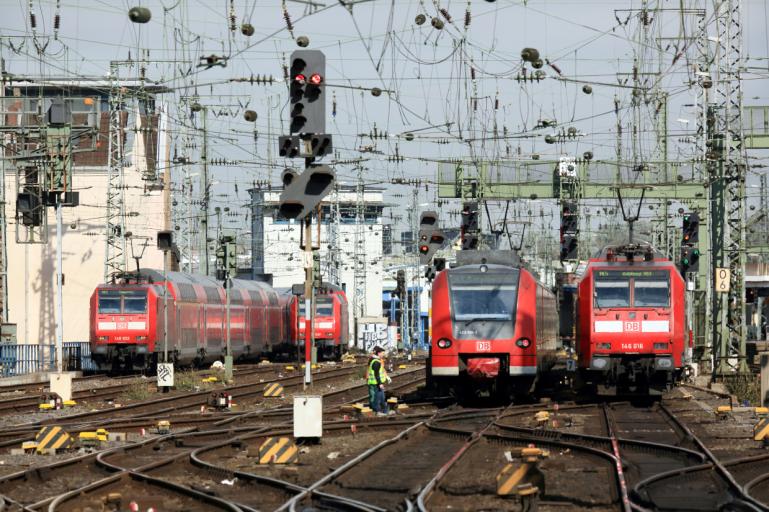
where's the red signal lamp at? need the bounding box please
[294,74,306,84]
[309,73,323,85]
[419,244,429,254]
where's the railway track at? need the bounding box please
[0,366,427,511]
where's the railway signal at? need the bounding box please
[278,164,335,220]
[681,246,700,274]
[461,201,480,250]
[560,200,578,261]
[680,212,700,276]
[682,212,699,245]
[289,50,326,135]
[561,234,578,260]
[418,211,444,265]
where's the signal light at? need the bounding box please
[418,211,443,265]
[309,73,323,85]
[294,73,306,84]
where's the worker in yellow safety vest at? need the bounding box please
[367,346,393,415]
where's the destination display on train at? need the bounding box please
[595,270,668,279]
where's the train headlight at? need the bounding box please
[591,357,608,370]
[437,338,452,349]
[597,342,611,350]
[515,337,531,349]
[97,336,108,341]
[653,342,669,350]
[655,357,673,369]
[136,336,147,341]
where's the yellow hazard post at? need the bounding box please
[754,417,769,447]
[263,382,284,398]
[35,426,74,454]
[497,447,546,499]
[257,437,299,464]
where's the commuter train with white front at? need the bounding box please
[428,251,559,399]
[575,243,687,394]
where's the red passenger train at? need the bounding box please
[286,284,350,360]
[89,269,286,371]
[428,251,558,399]
[575,243,687,394]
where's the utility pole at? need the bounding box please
[104,62,128,283]
[353,165,367,319]
[709,0,749,375]
[196,103,210,276]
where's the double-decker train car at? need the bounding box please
[89,269,285,371]
[575,243,686,394]
[428,251,558,399]
[286,283,350,360]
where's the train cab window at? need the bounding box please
[633,279,669,307]
[98,290,146,314]
[299,297,334,316]
[123,292,148,313]
[98,294,121,314]
[594,280,630,308]
[449,271,519,321]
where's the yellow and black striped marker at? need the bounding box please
[755,407,769,417]
[497,462,535,496]
[715,405,732,420]
[497,449,546,497]
[263,382,284,397]
[35,426,74,453]
[257,437,298,464]
[754,417,769,441]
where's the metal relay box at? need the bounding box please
[294,395,323,438]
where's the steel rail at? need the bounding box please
[657,403,765,511]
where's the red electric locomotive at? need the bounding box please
[286,284,349,360]
[90,269,286,371]
[428,251,558,399]
[575,243,686,394]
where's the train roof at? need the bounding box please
[108,269,276,293]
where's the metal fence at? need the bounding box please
[0,342,96,377]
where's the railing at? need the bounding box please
[0,342,97,377]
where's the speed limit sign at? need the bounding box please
[715,267,730,293]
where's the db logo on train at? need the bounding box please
[624,321,640,332]
[476,341,491,352]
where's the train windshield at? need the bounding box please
[449,271,519,321]
[298,297,334,317]
[633,278,669,307]
[594,280,631,308]
[123,291,148,313]
[98,290,147,314]
[594,270,670,308]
